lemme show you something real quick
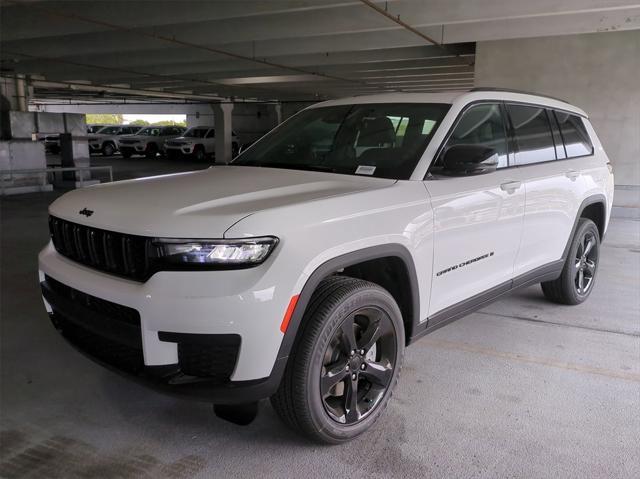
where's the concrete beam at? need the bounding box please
[213,103,234,163]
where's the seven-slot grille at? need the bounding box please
[49,216,151,281]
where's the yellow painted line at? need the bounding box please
[422,338,640,382]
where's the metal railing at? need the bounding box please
[0,165,113,194]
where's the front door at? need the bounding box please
[424,102,526,317]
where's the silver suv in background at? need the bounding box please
[87,124,108,134]
[88,125,143,156]
[165,126,239,161]
[118,126,185,158]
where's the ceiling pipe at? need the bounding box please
[358,0,475,67]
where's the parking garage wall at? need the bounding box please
[475,30,640,187]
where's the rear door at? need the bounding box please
[507,104,587,278]
[425,102,526,317]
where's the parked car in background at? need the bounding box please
[164,126,239,161]
[88,125,142,156]
[87,124,108,134]
[118,126,185,158]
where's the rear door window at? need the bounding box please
[555,112,593,158]
[507,105,556,165]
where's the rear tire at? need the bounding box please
[541,218,600,305]
[270,275,404,444]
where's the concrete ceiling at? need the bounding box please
[1,0,640,103]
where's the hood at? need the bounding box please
[49,165,396,238]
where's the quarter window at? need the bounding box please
[555,112,593,158]
[507,105,556,165]
[438,103,509,169]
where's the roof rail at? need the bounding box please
[469,87,569,104]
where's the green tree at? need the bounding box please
[152,119,187,127]
[129,119,150,126]
[85,113,123,125]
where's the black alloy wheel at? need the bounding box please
[271,276,404,443]
[541,218,600,305]
[320,306,397,424]
[574,229,598,295]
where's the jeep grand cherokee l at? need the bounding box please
[39,89,613,443]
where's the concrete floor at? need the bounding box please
[1,158,639,478]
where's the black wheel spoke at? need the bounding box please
[362,360,392,387]
[344,378,359,423]
[358,322,381,352]
[585,259,596,275]
[321,362,348,396]
[339,316,357,353]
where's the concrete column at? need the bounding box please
[15,75,28,112]
[275,103,283,125]
[213,103,234,164]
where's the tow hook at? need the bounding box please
[213,402,259,426]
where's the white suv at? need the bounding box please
[88,125,143,156]
[117,126,185,158]
[38,90,613,443]
[164,126,240,161]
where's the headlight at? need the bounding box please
[154,236,278,267]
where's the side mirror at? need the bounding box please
[442,144,499,176]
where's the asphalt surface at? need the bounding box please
[1,157,639,478]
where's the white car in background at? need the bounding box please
[39,89,613,443]
[117,125,185,158]
[88,125,143,156]
[165,126,240,161]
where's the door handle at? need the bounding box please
[500,180,522,193]
[565,169,580,181]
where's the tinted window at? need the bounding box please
[205,129,215,138]
[547,111,567,160]
[437,103,509,169]
[555,112,593,158]
[233,103,450,180]
[507,105,556,165]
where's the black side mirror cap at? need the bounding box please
[442,144,499,176]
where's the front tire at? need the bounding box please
[541,218,600,305]
[271,276,404,444]
[145,143,158,159]
[102,142,115,156]
[193,146,206,161]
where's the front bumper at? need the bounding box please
[89,143,101,152]
[165,144,194,154]
[38,242,293,402]
[119,143,147,153]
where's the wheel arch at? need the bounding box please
[277,244,420,367]
[562,194,607,260]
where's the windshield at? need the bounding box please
[96,126,121,135]
[184,127,208,138]
[136,127,160,136]
[232,103,449,179]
